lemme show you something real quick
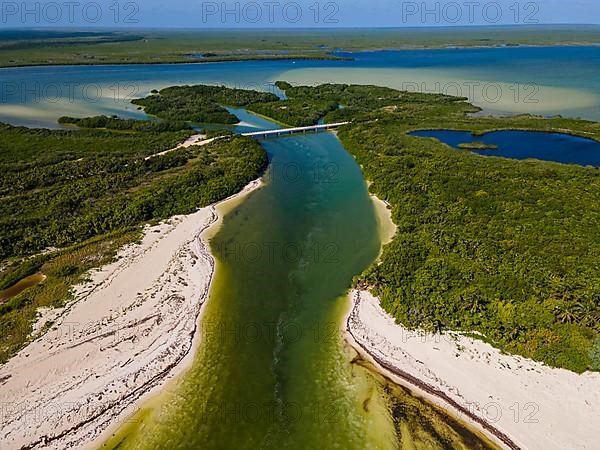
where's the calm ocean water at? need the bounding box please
[1,46,600,127]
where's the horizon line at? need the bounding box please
[2,23,600,32]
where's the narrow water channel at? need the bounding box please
[0,273,46,303]
[104,113,497,450]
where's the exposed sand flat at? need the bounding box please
[0,180,262,450]
[346,289,600,450]
[144,134,218,160]
[278,67,600,118]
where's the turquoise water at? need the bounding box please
[2,46,600,127]
[410,129,600,166]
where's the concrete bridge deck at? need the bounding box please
[241,122,351,139]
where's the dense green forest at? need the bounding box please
[0,120,266,362]
[131,84,279,124]
[0,129,264,259]
[0,124,266,260]
[247,83,339,127]
[247,99,339,127]
[249,81,483,127]
[58,115,192,132]
[269,82,600,373]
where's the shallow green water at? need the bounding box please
[190,132,388,449]
[132,130,391,448]
[103,117,498,450]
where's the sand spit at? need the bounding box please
[0,180,262,450]
[144,134,222,161]
[346,289,600,450]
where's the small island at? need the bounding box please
[457,141,499,150]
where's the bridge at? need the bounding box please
[241,122,351,139]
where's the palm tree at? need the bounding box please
[555,303,576,324]
[577,298,600,329]
[468,297,483,314]
[508,324,525,341]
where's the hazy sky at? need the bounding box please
[1,0,599,28]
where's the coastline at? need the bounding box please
[344,289,600,450]
[2,42,600,70]
[0,54,350,70]
[0,179,263,450]
[408,126,600,144]
[344,194,600,450]
[359,193,513,447]
[1,98,598,450]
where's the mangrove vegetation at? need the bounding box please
[131,84,279,124]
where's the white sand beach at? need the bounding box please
[345,289,600,450]
[0,180,262,450]
[144,134,221,160]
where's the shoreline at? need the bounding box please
[0,55,350,70]
[344,290,517,450]
[2,42,600,70]
[360,194,515,448]
[0,179,263,450]
[346,194,600,450]
[344,289,600,450]
[407,126,600,144]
